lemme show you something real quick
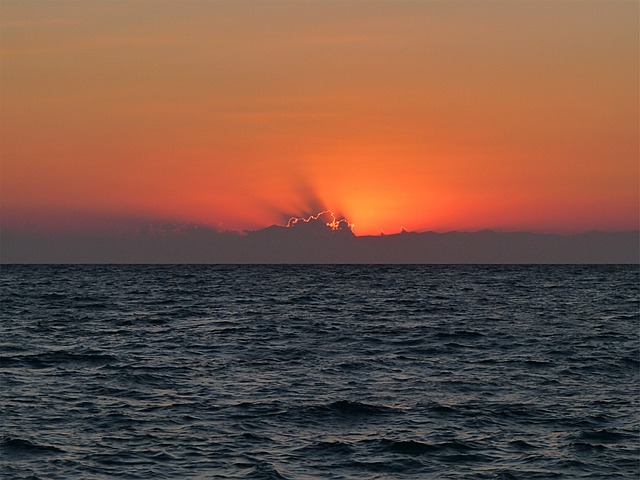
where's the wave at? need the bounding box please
[577,429,632,443]
[376,438,476,455]
[435,330,486,339]
[302,400,402,417]
[240,460,290,480]
[569,441,607,452]
[1,351,118,369]
[293,440,355,456]
[0,436,64,457]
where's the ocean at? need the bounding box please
[1,265,638,479]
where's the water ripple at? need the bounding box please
[1,265,638,479]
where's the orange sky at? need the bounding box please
[1,0,638,235]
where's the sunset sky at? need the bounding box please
[2,0,638,236]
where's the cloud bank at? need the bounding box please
[1,215,637,264]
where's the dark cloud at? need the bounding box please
[2,221,637,264]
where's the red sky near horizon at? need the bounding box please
[1,0,638,236]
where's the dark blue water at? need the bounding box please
[1,265,638,479]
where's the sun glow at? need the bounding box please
[1,1,637,240]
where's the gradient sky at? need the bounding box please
[2,0,638,236]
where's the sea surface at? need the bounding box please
[1,265,638,479]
